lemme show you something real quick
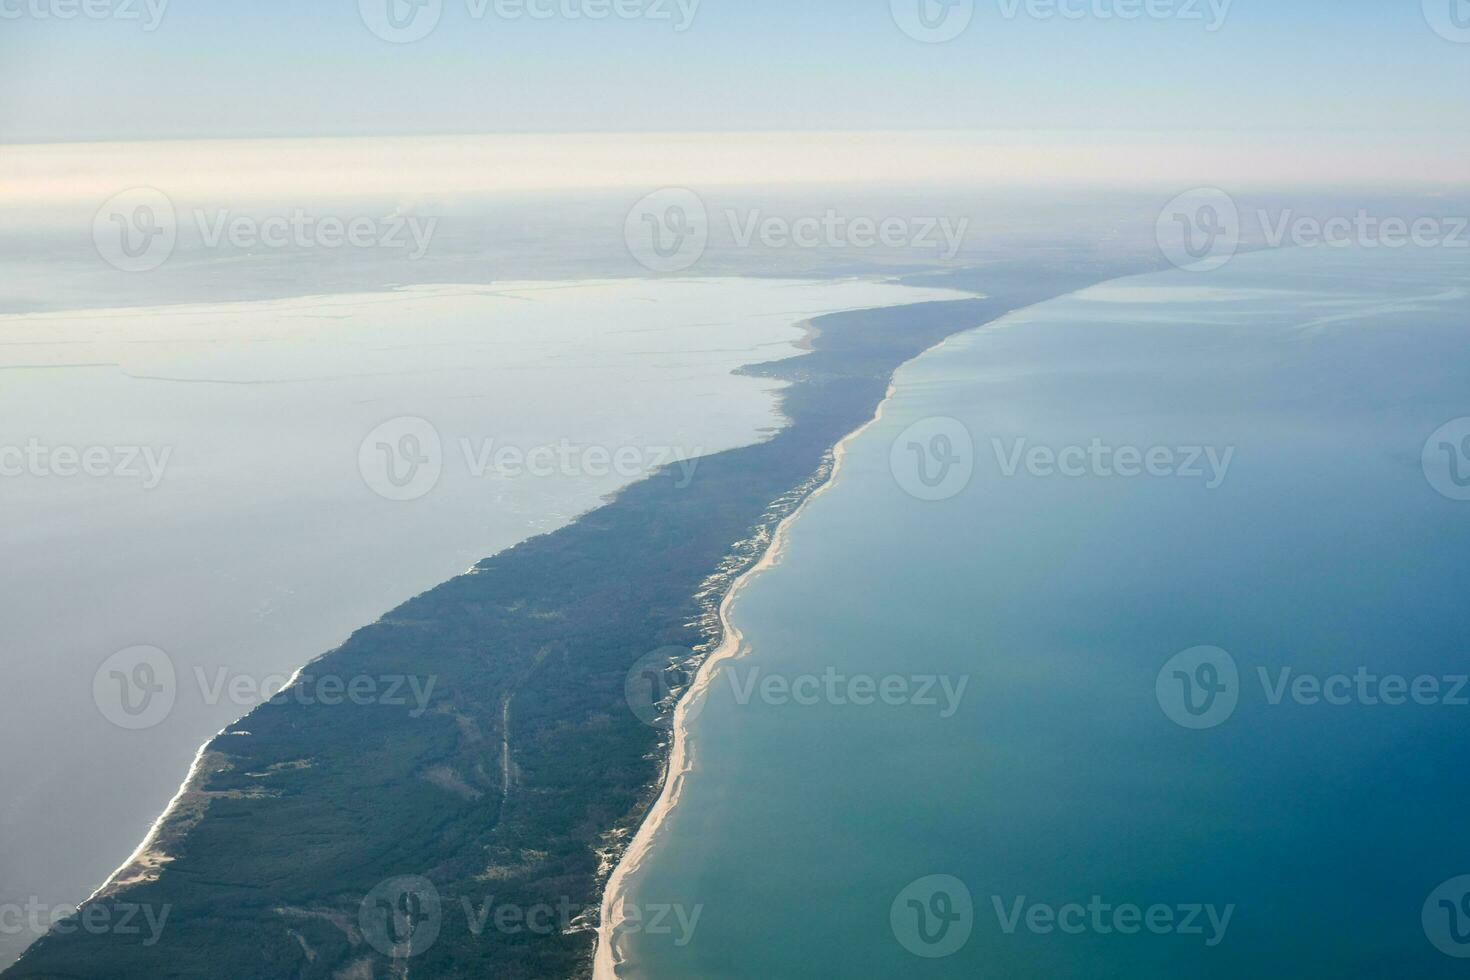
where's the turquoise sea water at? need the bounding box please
[613,245,1470,978]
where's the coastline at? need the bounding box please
[593,370,907,979]
[83,739,215,903]
[47,288,910,930]
[83,659,314,903]
[587,273,1123,978]
[10,265,1141,978]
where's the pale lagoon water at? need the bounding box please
[608,246,1470,978]
[0,276,966,968]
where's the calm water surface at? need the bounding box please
[614,246,1470,978]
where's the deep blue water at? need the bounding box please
[613,245,1470,978]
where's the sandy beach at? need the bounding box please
[592,373,905,979]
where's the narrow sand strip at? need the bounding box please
[593,366,918,979]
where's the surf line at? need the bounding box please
[593,344,939,977]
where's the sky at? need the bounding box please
[2,0,1468,145]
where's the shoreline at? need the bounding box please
[589,274,1134,978]
[17,279,1057,978]
[84,657,314,903]
[83,737,215,903]
[58,287,950,941]
[592,364,911,979]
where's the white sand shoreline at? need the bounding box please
[83,658,314,904]
[592,350,934,978]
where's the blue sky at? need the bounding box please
[1,0,1467,143]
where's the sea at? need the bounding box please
[606,244,1470,978]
